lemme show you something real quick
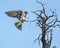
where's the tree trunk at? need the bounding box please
[41,18,46,48]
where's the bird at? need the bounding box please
[5,10,28,30]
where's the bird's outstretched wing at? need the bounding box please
[5,10,22,18]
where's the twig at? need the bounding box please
[33,34,42,45]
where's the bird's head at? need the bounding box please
[24,11,28,14]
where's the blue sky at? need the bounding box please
[0,0,60,48]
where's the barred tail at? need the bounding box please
[15,21,22,30]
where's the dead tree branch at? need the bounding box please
[33,34,42,45]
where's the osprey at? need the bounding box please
[5,10,28,30]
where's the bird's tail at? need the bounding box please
[15,21,22,30]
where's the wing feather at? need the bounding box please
[5,10,22,18]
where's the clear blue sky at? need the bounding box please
[0,0,60,48]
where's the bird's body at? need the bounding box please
[5,10,28,30]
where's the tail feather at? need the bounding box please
[15,21,22,30]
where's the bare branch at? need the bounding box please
[25,19,37,22]
[45,29,52,48]
[37,22,42,28]
[36,1,48,18]
[33,10,41,12]
[46,29,53,33]
[47,20,55,25]
[52,46,56,48]
[33,34,42,45]
[32,12,40,16]
[46,14,60,30]
[36,1,46,6]
[32,11,43,19]
[45,9,56,21]
[45,14,55,21]
[49,29,53,37]
[52,24,60,28]
[46,19,57,30]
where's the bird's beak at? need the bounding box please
[5,12,8,14]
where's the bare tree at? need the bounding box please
[33,1,60,48]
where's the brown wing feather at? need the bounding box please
[5,10,22,18]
